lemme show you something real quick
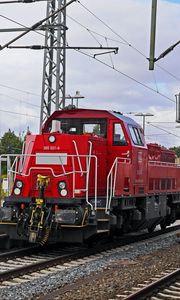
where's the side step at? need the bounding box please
[96,208,110,234]
[97,229,110,234]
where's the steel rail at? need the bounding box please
[0,224,179,283]
[0,247,82,282]
[124,268,180,300]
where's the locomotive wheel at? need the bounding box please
[160,219,167,230]
[148,224,156,233]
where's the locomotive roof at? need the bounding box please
[43,108,141,130]
[109,111,140,127]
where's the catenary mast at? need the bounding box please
[40,0,67,131]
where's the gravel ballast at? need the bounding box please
[0,232,179,300]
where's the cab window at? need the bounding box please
[46,118,107,137]
[83,124,101,135]
[129,125,144,146]
[113,123,127,146]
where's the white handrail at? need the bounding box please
[106,157,131,214]
[0,153,98,211]
[85,141,93,211]
[72,140,84,176]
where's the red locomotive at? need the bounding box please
[0,107,180,245]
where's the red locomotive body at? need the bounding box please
[0,108,179,245]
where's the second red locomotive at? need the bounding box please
[0,107,179,245]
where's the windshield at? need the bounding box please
[46,118,107,138]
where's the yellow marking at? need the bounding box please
[0,222,17,225]
[37,174,50,187]
[40,211,44,226]
[81,208,88,226]
[96,207,106,210]
[30,209,35,225]
[60,224,88,228]
[35,199,44,205]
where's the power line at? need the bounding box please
[67,15,127,46]
[0,14,46,38]
[79,1,149,59]
[0,1,178,110]
[0,82,40,96]
[76,49,175,103]
[0,0,48,4]
[0,0,77,51]
[156,64,180,82]
[79,1,180,85]
[0,108,38,118]
[1,3,178,104]
[146,133,169,136]
[147,122,180,138]
[0,93,40,108]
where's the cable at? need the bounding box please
[0,1,177,107]
[0,82,40,96]
[67,15,127,45]
[79,1,180,85]
[75,49,175,103]
[147,123,180,138]
[0,0,77,50]
[0,0,48,4]
[0,108,39,118]
[146,133,169,136]
[0,93,40,108]
[0,14,46,38]
[1,4,178,103]
[148,121,176,124]
[156,64,180,82]
[79,1,148,58]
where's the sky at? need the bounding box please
[0,0,180,147]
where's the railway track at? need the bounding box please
[0,245,84,283]
[0,224,179,292]
[112,268,180,300]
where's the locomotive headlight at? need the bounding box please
[60,189,68,197]
[48,135,56,143]
[14,188,21,195]
[58,181,66,190]
[16,180,23,188]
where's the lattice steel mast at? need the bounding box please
[40,0,67,131]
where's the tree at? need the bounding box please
[0,129,23,155]
[169,146,180,158]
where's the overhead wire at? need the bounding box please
[0,1,178,109]
[0,82,40,96]
[79,1,150,59]
[147,122,180,138]
[78,1,180,85]
[0,0,49,4]
[0,93,40,108]
[0,108,39,118]
[67,15,127,45]
[0,4,177,105]
[0,0,77,50]
[0,14,46,38]
[74,48,175,103]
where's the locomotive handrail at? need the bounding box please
[106,157,131,214]
[148,160,177,167]
[86,142,92,210]
[19,140,34,173]
[72,140,84,177]
[0,153,98,211]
